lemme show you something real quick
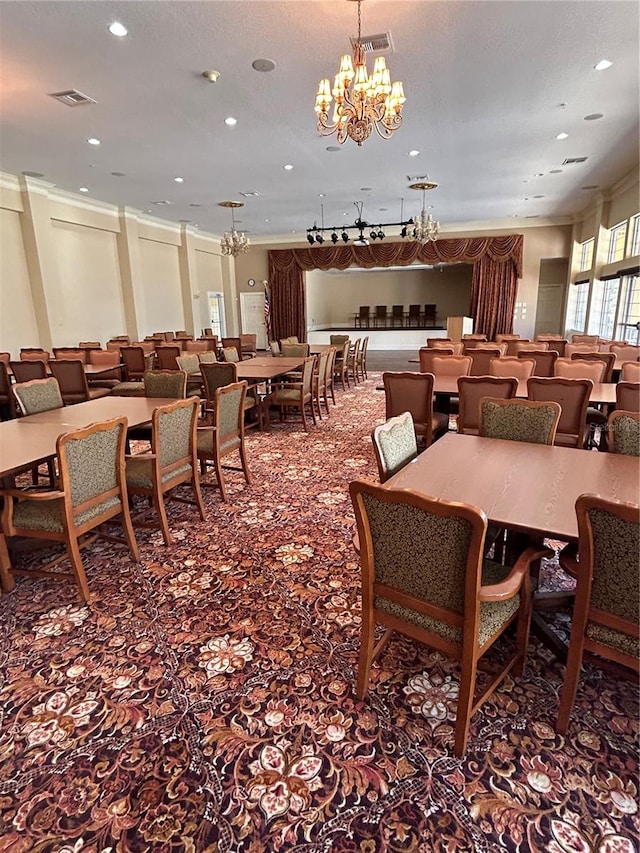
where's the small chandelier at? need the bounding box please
[314,0,406,146]
[410,181,440,244]
[219,200,250,256]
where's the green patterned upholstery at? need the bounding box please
[586,623,639,657]
[14,378,63,414]
[110,381,145,397]
[480,400,558,445]
[610,414,640,456]
[201,363,235,400]
[177,354,200,375]
[125,457,192,489]
[373,413,418,480]
[154,403,193,468]
[12,495,121,532]
[198,351,218,364]
[361,491,517,647]
[65,427,120,507]
[144,371,186,399]
[587,507,639,650]
[223,347,239,363]
[281,344,309,358]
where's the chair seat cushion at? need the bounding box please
[375,559,520,648]
[88,387,112,400]
[111,382,146,397]
[197,430,240,454]
[586,621,640,658]
[12,495,121,533]
[125,457,192,489]
[271,389,303,402]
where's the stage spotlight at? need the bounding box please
[316,233,324,244]
[377,229,385,240]
[331,231,338,244]
[370,229,377,240]
[307,233,315,245]
[400,225,408,238]
[341,231,349,242]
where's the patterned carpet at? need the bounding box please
[1,374,638,852]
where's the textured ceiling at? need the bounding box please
[0,0,638,239]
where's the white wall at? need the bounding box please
[194,249,224,331]
[0,207,39,353]
[137,238,184,333]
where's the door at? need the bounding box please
[534,283,566,335]
[240,291,268,350]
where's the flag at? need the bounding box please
[263,285,271,335]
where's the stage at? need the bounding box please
[307,327,449,351]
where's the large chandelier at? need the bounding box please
[410,181,441,244]
[219,201,250,256]
[314,0,406,146]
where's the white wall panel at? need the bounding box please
[137,238,184,333]
[0,208,38,356]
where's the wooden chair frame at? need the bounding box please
[382,371,448,447]
[350,479,550,757]
[1,417,139,600]
[527,377,593,448]
[478,397,561,445]
[371,412,418,482]
[457,376,518,434]
[197,381,252,501]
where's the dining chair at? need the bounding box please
[52,347,87,362]
[0,362,15,420]
[467,347,504,376]
[569,352,615,382]
[10,360,48,383]
[495,334,521,344]
[269,340,281,356]
[20,348,50,362]
[355,306,370,328]
[325,346,338,406]
[527,377,593,448]
[263,355,316,432]
[490,357,535,381]
[418,348,455,374]
[571,334,600,345]
[426,337,453,348]
[221,346,240,363]
[382,371,448,447]
[176,354,203,395]
[49,360,111,404]
[346,338,361,385]
[479,398,561,445]
[610,344,640,363]
[406,304,422,327]
[564,344,600,358]
[431,355,473,378]
[516,349,557,377]
[78,341,102,350]
[555,494,639,735]
[373,305,388,328]
[371,411,418,482]
[607,410,640,456]
[313,348,331,418]
[329,334,350,347]
[334,340,351,390]
[423,304,437,327]
[1,417,139,601]
[456,376,518,435]
[197,381,252,501]
[240,334,257,358]
[535,336,567,356]
[554,358,606,383]
[462,334,488,342]
[125,397,205,545]
[143,369,188,399]
[12,376,64,415]
[184,340,210,354]
[281,343,310,358]
[154,345,181,370]
[198,351,219,364]
[603,340,629,352]
[120,346,148,381]
[87,349,122,389]
[616,381,640,411]
[356,336,369,381]
[201,361,263,430]
[349,479,550,757]
[513,340,547,355]
[621,362,640,382]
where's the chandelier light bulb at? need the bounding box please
[314,0,405,146]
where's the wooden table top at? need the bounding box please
[235,357,305,381]
[384,433,640,541]
[8,362,121,378]
[17,396,176,428]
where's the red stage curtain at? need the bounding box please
[268,236,523,340]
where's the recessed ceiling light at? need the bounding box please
[522,197,529,201]
[408,149,420,157]
[79,187,89,193]
[252,58,276,73]
[174,177,184,183]
[584,113,604,121]
[265,218,270,222]
[510,214,519,218]
[108,21,128,37]
[326,146,341,152]
[291,230,296,233]
[556,132,569,140]
[594,59,612,71]
[318,193,325,198]
[534,173,544,177]
[87,137,101,145]
[283,164,294,171]
[224,117,237,126]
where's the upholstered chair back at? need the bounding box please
[201,362,236,402]
[516,349,557,377]
[60,418,123,511]
[10,360,48,383]
[198,351,219,364]
[527,377,592,447]
[431,355,473,378]
[610,344,640,362]
[615,381,640,412]
[154,346,181,370]
[281,343,310,358]
[571,334,599,345]
[418,347,454,373]
[154,397,198,469]
[621,362,640,382]
[269,340,281,356]
[479,398,561,445]
[53,348,87,363]
[216,381,246,451]
[554,358,606,383]
[13,377,64,415]
[372,412,418,482]
[121,346,147,380]
[143,370,187,399]
[564,344,600,358]
[222,346,240,363]
[570,352,615,382]
[608,411,640,456]
[457,376,517,433]
[49,360,90,402]
[176,354,200,375]
[490,357,535,381]
[329,334,349,346]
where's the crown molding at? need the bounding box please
[605,165,640,200]
[0,171,21,191]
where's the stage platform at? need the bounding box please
[307,327,448,351]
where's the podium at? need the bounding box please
[447,316,474,340]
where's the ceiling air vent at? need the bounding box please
[48,89,96,107]
[351,32,393,53]
[562,157,588,165]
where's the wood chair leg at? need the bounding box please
[192,474,206,521]
[356,612,376,700]
[239,444,252,485]
[514,573,533,676]
[556,632,586,735]
[66,535,91,601]
[121,501,141,563]
[154,491,173,545]
[454,654,478,758]
[214,455,228,502]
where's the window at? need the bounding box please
[588,277,620,339]
[608,222,627,264]
[207,292,226,339]
[631,215,640,256]
[615,274,640,343]
[566,281,589,332]
[580,239,594,271]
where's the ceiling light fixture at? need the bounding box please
[218,201,250,256]
[594,59,612,71]
[314,0,405,146]
[174,177,184,183]
[283,164,294,171]
[224,117,237,126]
[306,200,411,245]
[409,149,420,157]
[108,22,128,37]
[79,187,89,193]
[556,132,569,140]
[410,180,440,243]
[87,137,101,145]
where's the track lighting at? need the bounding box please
[306,200,412,246]
[307,233,315,245]
[341,231,349,242]
[331,231,338,244]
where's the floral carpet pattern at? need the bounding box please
[0,374,638,852]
